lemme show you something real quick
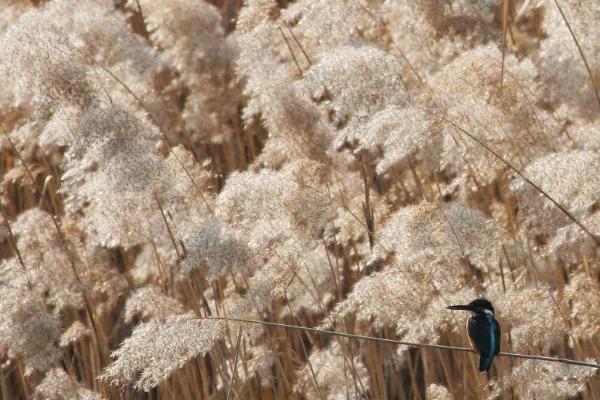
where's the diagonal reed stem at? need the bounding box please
[442,116,600,246]
[552,0,600,115]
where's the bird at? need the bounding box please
[447,298,501,372]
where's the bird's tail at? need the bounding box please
[479,353,494,372]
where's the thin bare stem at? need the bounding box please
[552,0,600,114]
[225,328,243,400]
[0,124,36,186]
[287,27,312,66]
[154,192,182,260]
[0,207,27,273]
[499,0,510,92]
[283,284,325,400]
[442,116,600,246]
[278,26,303,76]
[358,154,375,250]
[202,316,600,369]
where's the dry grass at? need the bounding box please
[0,0,599,399]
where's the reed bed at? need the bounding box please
[0,0,599,399]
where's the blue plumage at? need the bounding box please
[448,298,501,373]
[467,312,501,372]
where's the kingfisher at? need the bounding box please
[447,298,501,372]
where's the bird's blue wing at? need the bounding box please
[467,317,491,354]
[468,316,498,372]
[493,319,501,356]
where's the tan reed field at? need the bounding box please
[0,0,599,399]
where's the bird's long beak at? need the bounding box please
[447,304,473,311]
